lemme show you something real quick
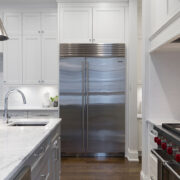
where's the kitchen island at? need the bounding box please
[0,118,61,180]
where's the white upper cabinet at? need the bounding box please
[60,7,92,43]
[3,12,58,85]
[4,36,22,84]
[23,12,58,85]
[93,7,125,43]
[59,5,125,44]
[42,36,58,84]
[4,13,22,36]
[150,0,167,34]
[23,13,41,36]
[3,13,22,84]
[167,0,180,15]
[23,36,41,85]
[41,13,58,84]
[0,13,3,52]
[42,13,57,36]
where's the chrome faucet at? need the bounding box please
[4,89,27,124]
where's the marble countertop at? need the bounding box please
[0,106,59,111]
[0,118,61,180]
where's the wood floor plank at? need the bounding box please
[61,157,141,180]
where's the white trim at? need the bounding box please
[150,9,180,41]
[140,171,149,180]
[126,148,139,162]
[58,2,129,8]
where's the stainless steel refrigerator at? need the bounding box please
[59,44,126,156]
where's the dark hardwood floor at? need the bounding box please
[61,157,141,180]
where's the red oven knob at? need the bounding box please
[161,143,167,150]
[157,139,161,145]
[175,154,180,162]
[167,147,173,154]
[154,137,159,143]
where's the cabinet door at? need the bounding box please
[4,13,22,36]
[60,7,92,43]
[0,13,3,52]
[3,36,22,84]
[93,7,125,43]
[41,35,58,84]
[168,0,180,15]
[23,36,41,84]
[23,13,41,36]
[41,13,57,36]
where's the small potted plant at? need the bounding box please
[50,96,58,107]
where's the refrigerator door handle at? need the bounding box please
[82,61,85,152]
[86,61,89,150]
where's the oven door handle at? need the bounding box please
[165,162,180,179]
[151,149,167,164]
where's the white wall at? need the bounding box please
[149,51,180,121]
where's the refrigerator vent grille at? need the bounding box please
[60,43,125,57]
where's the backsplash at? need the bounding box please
[0,54,58,108]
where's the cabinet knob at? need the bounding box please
[3,80,6,83]
[41,80,44,83]
[41,30,44,33]
[38,30,41,33]
[38,80,41,83]
[89,39,92,42]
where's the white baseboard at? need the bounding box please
[126,148,139,162]
[140,171,149,180]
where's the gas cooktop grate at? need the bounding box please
[162,123,180,137]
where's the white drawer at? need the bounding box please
[28,111,58,119]
[149,152,158,180]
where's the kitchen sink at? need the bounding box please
[9,122,48,126]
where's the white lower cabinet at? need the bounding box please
[27,111,58,119]
[31,144,51,180]
[149,152,158,180]
[148,123,158,180]
[31,123,61,180]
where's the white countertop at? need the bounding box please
[146,118,180,125]
[0,118,61,180]
[0,106,59,111]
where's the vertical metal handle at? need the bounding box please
[86,61,89,150]
[82,61,85,152]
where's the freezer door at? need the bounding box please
[86,57,125,153]
[60,57,85,153]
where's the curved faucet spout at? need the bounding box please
[4,89,27,124]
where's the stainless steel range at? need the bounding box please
[152,123,180,180]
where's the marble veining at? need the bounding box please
[0,118,61,180]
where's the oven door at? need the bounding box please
[152,149,180,180]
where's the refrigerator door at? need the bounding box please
[86,57,125,154]
[60,57,85,153]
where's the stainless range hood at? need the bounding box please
[0,18,9,41]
